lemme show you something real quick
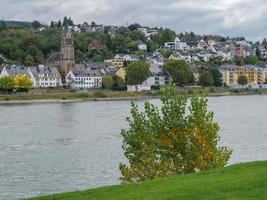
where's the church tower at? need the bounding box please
[60,24,75,74]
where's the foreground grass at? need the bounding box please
[29,161,267,200]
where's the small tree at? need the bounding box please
[0,76,16,91]
[209,68,223,87]
[199,72,214,87]
[165,59,193,86]
[120,84,232,183]
[113,76,125,90]
[238,75,248,88]
[102,75,113,90]
[24,55,35,66]
[126,61,150,86]
[15,75,32,92]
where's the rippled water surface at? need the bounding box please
[0,96,267,199]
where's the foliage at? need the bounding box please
[32,20,41,29]
[126,61,150,85]
[113,76,126,90]
[0,76,16,90]
[164,59,194,86]
[24,55,35,66]
[208,68,223,87]
[244,55,258,65]
[199,72,214,87]
[102,75,113,89]
[237,75,248,86]
[15,75,32,89]
[120,84,232,183]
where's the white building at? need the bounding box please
[146,64,169,87]
[164,37,190,51]
[66,67,102,89]
[137,41,147,52]
[28,66,62,87]
[0,65,29,78]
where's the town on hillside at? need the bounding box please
[1,17,267,92]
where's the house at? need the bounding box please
[197,39,208,49]
[116,68,127,81]
[137,41,147,52]
[169,52,192,62]
[88,40,107,52]
[28,66,62,87]
[146,64,169,87]
[66,67,102,89]
[144,51,165,65]
[164,37,190,51]
[137,28,158,37]
[46,53,61,67]
[0,65,30,78]
[114,54,140,62]
[104,59,124,68]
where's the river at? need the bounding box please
[0,96,267,199]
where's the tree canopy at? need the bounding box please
[199,71,214,87]
[164,59,194,86]
[126,61,150,85]
[238,75,248,87]
[120,84,232,183]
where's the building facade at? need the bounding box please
[28,66,62,87]
[66,67,102,89]
[219,65,267,88]
[60,25,75,74]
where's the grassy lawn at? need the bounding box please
[29,161,267,200]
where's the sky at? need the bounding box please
[0,0,267,41]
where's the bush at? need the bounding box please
[120,84,232,183]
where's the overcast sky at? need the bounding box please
[0,0,266,41]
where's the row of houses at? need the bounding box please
[164,37,262,62]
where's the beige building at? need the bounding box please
[104,59,124,68]
[219,65,267,87]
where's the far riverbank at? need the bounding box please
[0,87,266,105]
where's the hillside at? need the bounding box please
[29,161,267,200]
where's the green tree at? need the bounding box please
[120,84,232,183]
[209,68,223,87]
[24,55,35,66]
[147,40,157,52]
[238,75,248,88]
[0,76,16,90]
[102,75,113,90]
[199,72,214,87]
[165,59,193,86]
[126,61,150,85]
[32,20,41,29]
[113,76,125,90]
[245,55,258,65]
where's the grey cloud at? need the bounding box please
[0,0,266,41]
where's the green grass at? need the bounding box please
[29,161,267,200]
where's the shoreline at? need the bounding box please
[0,91,265,105]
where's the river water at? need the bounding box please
[0,96,267,199]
